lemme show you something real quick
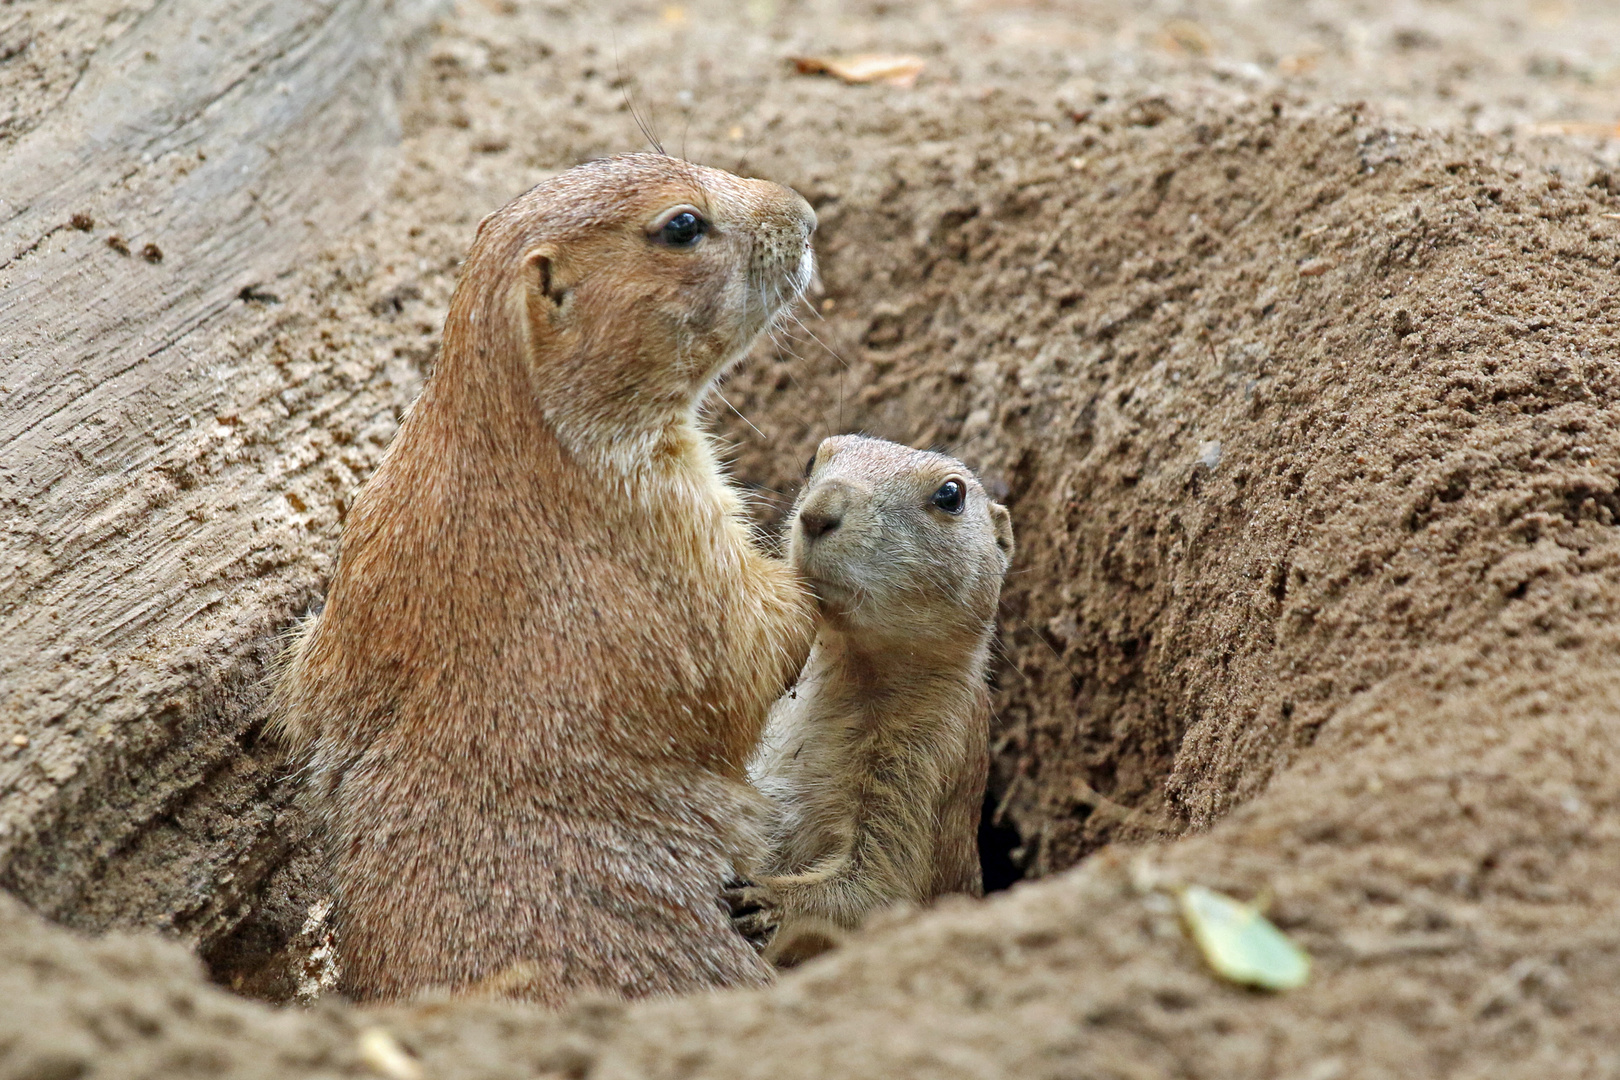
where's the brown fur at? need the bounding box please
[272,154,817,1005]
[729,436,1014,957]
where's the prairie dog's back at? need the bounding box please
[740,436,1014,946]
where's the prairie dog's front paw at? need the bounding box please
[722,879,781,951]
[723,876,851,966]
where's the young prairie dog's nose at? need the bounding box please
[798,483,851,540]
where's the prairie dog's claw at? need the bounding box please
[722,880,781,950]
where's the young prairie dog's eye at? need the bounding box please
[931,479,966,515]
[803,452,818,478]
[649,206,708,248]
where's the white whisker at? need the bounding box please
[714,386,767,441]
[784,308,849,371]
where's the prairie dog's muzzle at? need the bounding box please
[797,481,855,542]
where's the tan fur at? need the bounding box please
[271,154,817,1005]
[730,436,1014,955]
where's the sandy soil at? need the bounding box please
[4,0,1620,1077]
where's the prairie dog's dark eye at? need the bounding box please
[803,453,818,478]
[653,209,707,247]
[932,479,966,514]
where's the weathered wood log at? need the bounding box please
[0,0,440,954]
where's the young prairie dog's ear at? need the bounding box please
[989,502,1015,566]
[523,246,569,324]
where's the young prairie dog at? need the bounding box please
[729,435,1014,957]
[273,154,817,1005]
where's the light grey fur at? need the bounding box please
[732,435,1014,957]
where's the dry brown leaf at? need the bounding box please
[1531,120,1620,140]
[1157,19,1213,58]
[791,54,926,88]
[1277,52,1321,76]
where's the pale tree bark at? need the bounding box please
[0,0,441,960]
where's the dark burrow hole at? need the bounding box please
[202,831,331,1004]
[978,785,1027,893]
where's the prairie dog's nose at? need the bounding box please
[795,190,818,235]
[799,505,841,541]
[750,179,816,236]
[798,483,850,541]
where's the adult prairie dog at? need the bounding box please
[730,435,1014,956]
[273,154,817,1005]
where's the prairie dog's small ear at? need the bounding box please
[523,246,568,317]
[475,210,497,239]
[989,502,1014,565]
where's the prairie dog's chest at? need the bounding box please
[618,462,751,588]
[750,679,877,845]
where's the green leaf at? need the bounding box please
[1178,884,1310,991]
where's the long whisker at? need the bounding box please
[613,36,664,155]
[783,308,849,371]
[714,386,767,441]
[941,428,991,460]
[838,365,845,431]
[733,117,776,176]
[989,635,1034,688]
[766,327,812,366]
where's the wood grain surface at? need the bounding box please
[0,0,441,942]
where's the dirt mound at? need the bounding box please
[724,90,1620,875]
[4,0,1620,1077]
[713,91,1620,1078]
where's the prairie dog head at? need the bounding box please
[444,153,816,454]
[789,436,1014,647]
